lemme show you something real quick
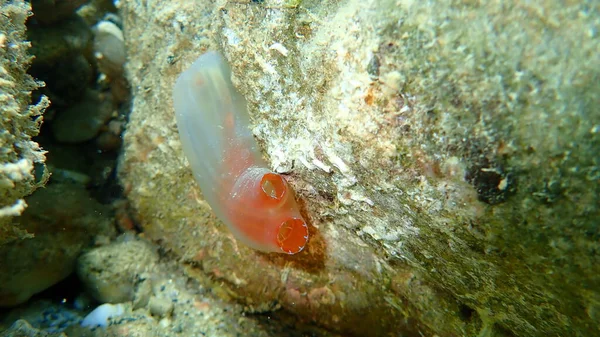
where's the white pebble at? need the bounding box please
[81,303,125,328]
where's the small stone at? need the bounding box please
[133,278,152,310]
[367,54,380,79]
[93,20,130,103]
[0,183,112,307]
[31,0,91,25]
[107,120,124,135]
[94,20,126,78]
[148,296,174,317]
[48,166,91,186]
[81,303,125,328]
[96,130,122,152]
[28,15,92,67]
[158,317,172,328]
[77,238,158,303]
[31,53,93,108]
[51,89,114,144]
[381,70,404,93]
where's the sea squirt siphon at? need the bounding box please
[172,51,309,254]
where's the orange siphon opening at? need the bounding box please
[260,173,286,201]
[277,218,309,254]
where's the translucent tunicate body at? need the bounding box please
[172,51,308,254]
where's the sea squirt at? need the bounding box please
[172,51,308,254]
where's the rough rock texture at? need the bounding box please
[0,319,66,337]
[0,0,50,245]
[117,1,600,336]
[0,236,339,337]
[77,238,159,304]
[0,182,113,307]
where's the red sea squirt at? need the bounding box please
[172,51,309,254]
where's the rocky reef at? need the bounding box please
[0,0,597,336]
[118,0,599,336]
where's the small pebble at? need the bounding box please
[51,89,114,144]
[148,296,174,317]
[96,131,122,152]
[158,317,171,328]
[133,279,152,310]
[81,303,125,328]
[77,239,158,303]
[94,20,126,78]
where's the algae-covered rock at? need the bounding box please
[0,0,50,246]
[117,0,600,336]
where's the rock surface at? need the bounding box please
[117,0,600,336]
[77,238,158,304]
[0,240,338,336]
[0,182,113,307]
